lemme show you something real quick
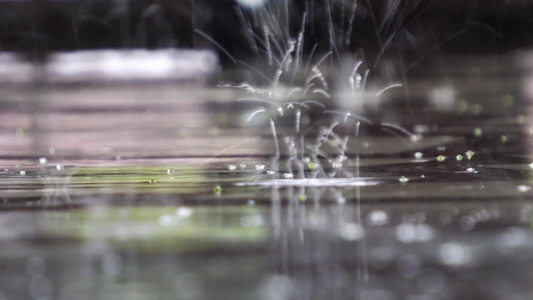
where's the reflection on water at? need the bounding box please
[0,50,533,299]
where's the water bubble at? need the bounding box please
[56,164,64,170]
[38,157,47,164]
[459,215,476,230]
[26,256,45,276]
[367,210,389,226]
[414,152,423,159]
[439,212,452,225]
[48,148,55,155]
[248,200,255,205]
[517,185,531,193]
[266,170,276,175]
[399,176,409,183]
[337,223,365,241]
[255,164,266,171]
[19,170,26,176]
[15,128,25,137]
[437,155,446,162]
[228,164,237,171]
[239,164,247,169]
[456,155,463,161]
[283,173,294,179]
[176,207,193,218]
[167,168,174,174]
[214,185,222,193]
[438,242,472,267]
[437,146,446,152]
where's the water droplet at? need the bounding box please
[283,173,294,179]
[159,215,179,227]
[56,164,63,171]
[337,223,364,241]
[149,179,157,184]
[266,170,276,175]
[456,154,463,161]
[298,194,307,202]
[247,200,255,205]
[517,185,531,193]
[15,128,25,137]
[213,185,222,193]
[255,164,265,171]
[437,146,446,152]
[466,167,476,173]
[399,176,409,183]
[240,215,264,227]
[396,223,434,243]
[367,210,389,226]
[167,168,174,174]
[38,157,47,164]
[176,207,193,218]
[437,155,446,162]
[410,134,422,142]
[239,164,247,169]
[331,162,342,169]
[465,150,475,160]
[228,164,237,171]
[19,170,26,176]
[438,242,472,267]
[473,127,483,137]
[414,152,423,159]
[501,135,508,143]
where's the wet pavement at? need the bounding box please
[1,50,533,300]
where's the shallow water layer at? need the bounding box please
[1,55,533,299]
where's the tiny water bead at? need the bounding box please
[366,210,389,226]
[456,155,463,161]
[473,127,483,137]
[517,185,531,193]
[228,164,237,171]
[255,164,265,171]
[437,155,446,162]
[213,185,222,193]
[399,176,409,183]
[414,152,423,160]
[307,162,318,170]
[39,157,48,164]
[465,150,475,160]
